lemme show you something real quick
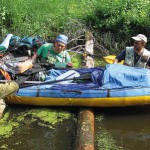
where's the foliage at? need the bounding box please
[85,0,150,51]
[1,0,150,53]
[0,0,95,37]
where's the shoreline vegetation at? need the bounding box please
[0,1,150,148]
[1,0,150,55]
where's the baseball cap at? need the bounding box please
[131,34,147,43]
[55,34,68,44]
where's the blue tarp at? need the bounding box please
[45,68,104,82]
[44,68,104,90]
[43,64,150,90]
[19,64,150,98]
[102,64,150,89]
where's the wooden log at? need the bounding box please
[84,31,94,68]
[75,109,95,150]
[75,31,95,150]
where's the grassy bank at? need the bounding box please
[1,0,150,53]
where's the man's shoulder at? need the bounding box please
[143,48,150,56]
[63,49,69,54]
[37,43,53,55]
[126,46,134,50]
[42,43,53,48]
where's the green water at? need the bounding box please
[1,106,150,150]
[0,106,77,150]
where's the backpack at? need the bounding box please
[9,35,46,57]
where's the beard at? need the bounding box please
[134,47,143,55]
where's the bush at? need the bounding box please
[1,0,150,53]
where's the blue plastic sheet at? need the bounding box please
[45,68,104,90]
[44,65,150,90]
[18,65,150,98]
[45,69,66,81]
[45,68,104,81]
[102,64,150,89]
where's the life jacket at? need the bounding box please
[0,69,11,80]
[124,47,150,68]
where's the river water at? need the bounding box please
[95,106,150,150]
[0,105,150,150]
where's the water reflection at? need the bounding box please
[95,105,150,150]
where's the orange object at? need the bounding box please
[0,53,4,57]
[0,69,11,80]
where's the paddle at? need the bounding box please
[68,50,124,64]
[103,55,124,64]
[19,73,91,88]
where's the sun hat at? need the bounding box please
[55,34,68,44]
[131,34,147,43]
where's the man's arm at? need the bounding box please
[146,58,150,68]
[32,44,44,63]
[32,53,38,63]
[113,59,119,64]
[64,51,73,68]
[113,49,126,64]
[65,51,71,63]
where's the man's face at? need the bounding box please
[54,42,66,53]
[133,41,144,52]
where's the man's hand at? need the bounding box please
[67,63,73,68]
[113,59,118,64]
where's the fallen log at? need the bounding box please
[75,109,95,150]
[75,31,95,150]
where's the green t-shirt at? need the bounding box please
[37,43,71,68]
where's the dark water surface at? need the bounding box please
[1,105,150,150]
[95,106,150,150]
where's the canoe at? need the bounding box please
[5,64,150,107]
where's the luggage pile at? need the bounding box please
[0,33,46,57]
[0,33,49,83]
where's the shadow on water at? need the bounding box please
[95,105,150,150]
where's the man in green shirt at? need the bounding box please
[32,34,72,68]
